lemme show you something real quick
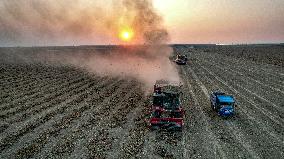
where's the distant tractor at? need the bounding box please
[174,54,188,65]
[145,80,184,131]
[210,91,236,116]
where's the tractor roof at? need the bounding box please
[217,95,235,103]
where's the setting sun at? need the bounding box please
[119,28,134,42]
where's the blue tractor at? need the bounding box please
[210,91,236,116]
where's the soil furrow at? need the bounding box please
[195,62,284,127]
[190,59,284,150]
[1,71,84,110]
[185,66,261,159]
[194,58,284,114]
[0,74,100,124]
[4,78,124,159]
[196,53,284,94]
[190,61,284,144]
[66,81,142,159]
[180,67,226,159]
[195,51,284,89]
[0,79,100,153]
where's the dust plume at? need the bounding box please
[39,45,179,89]
[0,0,180,89]
[0,0,168,46]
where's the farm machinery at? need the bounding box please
[174,54,188,65]
[146,80,184,131]
[210,91,236,116]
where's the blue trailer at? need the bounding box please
[210,91,236,116]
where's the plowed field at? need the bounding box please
[1,45,283,159]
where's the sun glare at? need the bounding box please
[119,28,134,42]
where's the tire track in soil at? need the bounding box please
[110,106,148,159]
[196,51,284,89]
[194,60,284,127]
[135,94,183,158]
[104,83,148,159]
[85,82,145,159]
[198,51,284,91]
[178,47,283,156]
[133,96,159,159]
[194,59,284,128]
[197,47,284,81]
[0,76,111,154]
[194,57,284,127]
[192,57,284,119]
[174,47,220,158]
[138,131,158,158]
[190,58,284,158]
[194,55,284,110]
[231,56,284,79]
[178,46,284,89]
[179,67,226,159]
[196,51,284,93]
[190,61,284,144]
[184,66,260,159]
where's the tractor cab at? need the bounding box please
[210,91,236,116]
[146,80,184,131]
[152,84,182,111]
[162,91,181,111]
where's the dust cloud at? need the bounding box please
[0,0,180,89]
[40,46,180,89]
[0,0,168,45]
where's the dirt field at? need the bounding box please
[0,45,283,159]
[175,45,284,159]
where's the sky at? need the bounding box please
[153,0,284,44]
[0,0,283,46]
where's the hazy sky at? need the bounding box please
[153,0,284,44]
[0,0,283,46]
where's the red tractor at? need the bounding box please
[146,81,184,131]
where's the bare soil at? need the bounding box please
[0,45,283,159]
